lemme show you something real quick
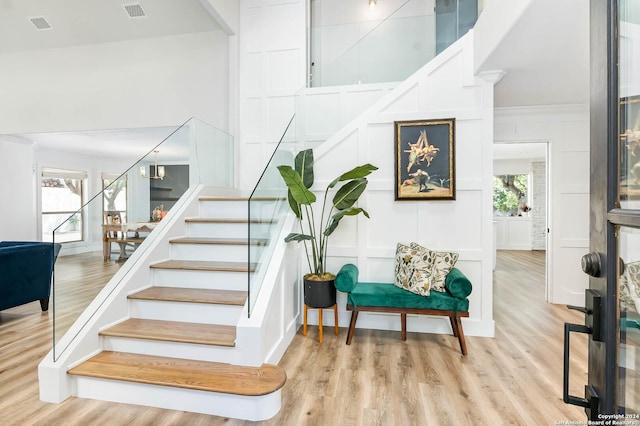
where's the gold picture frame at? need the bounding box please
[394,118,455,200]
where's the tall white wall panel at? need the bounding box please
[494,105,590,305]
[0,141,36,241]
[238,0,306,189]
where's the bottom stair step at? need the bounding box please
[68,351,287,396]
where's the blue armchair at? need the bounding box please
[0,241,61,312]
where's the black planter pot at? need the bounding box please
[303,276,337,308]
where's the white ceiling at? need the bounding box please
[0,0,221,54]
[11,126,188,161]
[480,0,589,108]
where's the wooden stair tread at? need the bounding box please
[68,351,286,396]
[184,218,274,224]
[129,287,247,306]
[149,260,256,272]
[100,318,236,346]
[169,237,267,246]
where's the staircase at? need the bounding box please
[66,195,286,421]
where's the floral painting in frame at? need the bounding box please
[394,118,455,200]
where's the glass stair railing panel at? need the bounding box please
[247,115,298,316]
[309,0,478,88]
[51,117,234,361]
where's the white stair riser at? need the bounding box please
[101,337,239,364]
[199,200,248,219]
[72,376,281,421]
[199,200,279,220]
[129,300,244,326]
[151,269,248,290]
[170,243,265,262]
[186,222,248,238]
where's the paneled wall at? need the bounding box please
[494,217,532,250]
[300,34,496,337]
[237,0,307,190]
[297,83,398,150]
[495,105,589,305]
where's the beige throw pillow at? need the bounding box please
[410,242,459,293]
[394,242,436,296]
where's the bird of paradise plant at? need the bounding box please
[277,149,378,279]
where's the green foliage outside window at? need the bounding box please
[493,174,528,216]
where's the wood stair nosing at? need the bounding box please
[128,287,248,306]
[168,237,267,246]
[68,351,287,396]
[99,318,236,347]
[149,260,257,272]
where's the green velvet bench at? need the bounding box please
[335,263,472,355]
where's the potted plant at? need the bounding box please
[278,149,377,308]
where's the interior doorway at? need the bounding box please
[493,141,550,299]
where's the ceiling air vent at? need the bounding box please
[123,3,147,19]
[29,16,52,30]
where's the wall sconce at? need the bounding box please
[140,150,165,180]
[369,0,377,8]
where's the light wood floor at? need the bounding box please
[0,250,589,425]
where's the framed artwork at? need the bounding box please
[620,95,640,201]
[394,118,455,200]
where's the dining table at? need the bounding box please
[102,222,157,261]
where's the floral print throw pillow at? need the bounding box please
[410,242,459,293]
[394,242,437,296]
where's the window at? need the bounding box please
[493,174,530,217]
[42,168,86,243]
[102,173,128,224]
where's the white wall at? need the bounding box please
[495,105,589,305]
[0,141,36,241]
[493,158,532,175]
[0,31,230,135]
[310,0,431,26]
